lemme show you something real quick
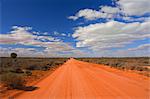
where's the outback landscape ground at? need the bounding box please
[1,0,150,99]
[0,57,150,99]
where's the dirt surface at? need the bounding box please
[15,58,150,99]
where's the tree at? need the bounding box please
[10,53,17,58]
[10,53,23,73]
[10,53,17,66]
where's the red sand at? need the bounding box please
[16,58,150,99]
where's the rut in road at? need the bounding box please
[16,58,149,99]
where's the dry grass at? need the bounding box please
[77,57,150,77]
[0,57,68,97]
[0,57,149,98]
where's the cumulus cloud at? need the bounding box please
[0,46,86,57]
[36,36,59,42]
[128,44,150,51]
[0,47,42,57]
[0,26,35,44]
[68,7,119,20]
[69,0,150,57]
[0,26,85,57]
[68,9,103,20]
[114,44,150,57]
[73,20,150,51]
[68,0,150,21]
[100,6,120,14]
[53,31,67,36]
[118,0,150,16]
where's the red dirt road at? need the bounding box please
[16,59,150,99]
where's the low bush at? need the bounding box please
[136,67,148,71]
[26,65,41,70]
[41,65,50,71]
[130,66,136,70]
[53,62,63,66]
[118,66,125,70]
[1,73,26,89]
[10,68,24,73]
[25,70,32,76]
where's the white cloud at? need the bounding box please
[100,6,120,14]
[128,44,150,51]
[36,36,58,41]
[68,0,150,21]
[53,31,67,36]
[0,46,86,57]
[0,27,35,44]
[68,16,79,21]
[1,25,149,57]
[43,32,48,35]
[118,0,150,16]
[115,44,150,57]
[61,33,66,36]
[68,9,102,20]
[0,47,41,57]
[73,20,150,51]
[0,26,85,57]
[0,27,63,49]
[68,8,118,20]
[0,27,58,46]
[68,0,150,57]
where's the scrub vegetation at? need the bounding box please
[0,54,149,98]
[77,57,150,76]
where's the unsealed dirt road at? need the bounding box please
[16,58,150,99]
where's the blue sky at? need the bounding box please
[1,0,106,33]
[0,0,150,57]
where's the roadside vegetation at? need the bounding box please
[0,54,149,97]
[1,72,26,89]
[77,57,150,77]
[0,53,68,97]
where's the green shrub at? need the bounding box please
[1,73,26,89]
[118,66,125,70]
[136,67,146,71]
[26,65,41,70]
[52,62,63,66]
[130,66,136,70]
[25,70,32,76]
[41,66,50,71]
[10,68,24,73]
[10,53,17,58]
